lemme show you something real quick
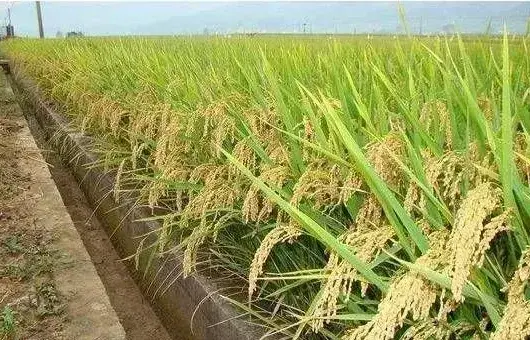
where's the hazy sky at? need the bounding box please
[1,1,529,37]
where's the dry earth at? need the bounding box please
[0,72,125,340]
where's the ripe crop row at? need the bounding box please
[3,34,530,339]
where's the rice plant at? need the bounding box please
[2,32,530,339]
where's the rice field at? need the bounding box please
[2,33,530,339]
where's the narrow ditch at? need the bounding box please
[18,95,173,340]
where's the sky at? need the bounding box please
[1,1,529,37]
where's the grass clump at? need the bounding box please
[1,306,15,338]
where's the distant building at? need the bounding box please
[442,24,456,35]
[66,31,84,38]
[1,25,15,40]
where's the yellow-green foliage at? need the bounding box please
[3,34,530,339]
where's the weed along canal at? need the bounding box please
[2,6,530,338]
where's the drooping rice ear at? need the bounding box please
[310,226,394,332]
[448,182,510,302]
[248,223,301,300]
[491,249,530,339]
[345,230,450,340]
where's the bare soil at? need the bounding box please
[0,81,67,340]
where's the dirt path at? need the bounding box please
[17,85,173,339]
[0,82,62,340]
[0,73,125,339]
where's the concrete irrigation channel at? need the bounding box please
[4,62,266,340]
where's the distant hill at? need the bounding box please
[8,1,530,37]
[133,2,530,35]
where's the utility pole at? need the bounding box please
[6,7,13,38]
[36,1,44,38]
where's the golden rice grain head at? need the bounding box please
[405,152,447,233]
[420,101,434,130]
[200,102,225,137]
[183,211,239,276]
[420,100,452,149]
[265,138,290,166]
[291,161,343,209]
[310,226,394,332]
[248,223,301,300]
[199,102,236,158]
[465,141,495,187]
[210,211,239,242]
[345,230,450,340]
[130,142,148,170]
[189,164,226,185]
[184,107,201,140]
[424,152,445,191]
[424,151,480,210]
[400,320,455,340]
[345,272,438,340]
[164,167,190,210]
[182,216,211,275]
[435,288,458,322]
[404,182,421,216]
[113,159,126,203]
[129,105,164,143]
[403,182,434,235]
[355,195,383,231]
[242,165,291,223]
[154,113,190,169]
[174,191,184,212]
[340,172,364,204]
[242,185,260,223]
[229,139,257,176]
[437,101,452,150]
[152,108,172,168]
[491,250,530,340]
[143,156,189,209]
[98,96,128,137]
[184,183,240,220]
[160,153,189,179]
[477,95,494,122]
[145,179,166,209]
[310,259,353,332]
[472,210,511,266]
[388,115,406,132]
[211,116,236,158]
[303,117,314,140]
[243,107,281,141]
[366,133,405,188]
[440,156,464,207]
[448,182,508,302]
[515,132,530,184]
[158,214,174,253]
[402,317,477,340]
